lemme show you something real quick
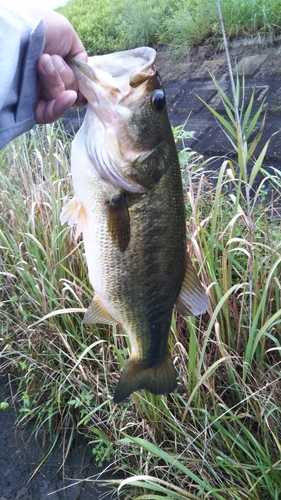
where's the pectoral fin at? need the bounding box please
[83,296,118,325]
[105,193,130,251]
[60,197,87,239]
[176,256,209,316]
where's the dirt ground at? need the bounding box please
[155,35,281,83]
[0,376,116,500]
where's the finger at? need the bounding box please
[51,55,87,105]
[38,54,66,100]
[38,54,78,96]
[52,54,77,90]
[64,27,88,62]
[42,12,88,63]
[74,50,88,63]
[38,54,87,106]
[35,90,77,124]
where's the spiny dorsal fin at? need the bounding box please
[60,196,87,239]
[105,192,130,251]
[83,296,118,325]
[176,256,209,316]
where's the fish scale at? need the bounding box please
[60,47,209,403]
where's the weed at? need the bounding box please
[0,399,9,410]
[1,5,281,497]
[58,0,281,54]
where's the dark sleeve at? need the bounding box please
[0,5,45,149]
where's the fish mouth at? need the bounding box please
[66,56,120,98]
[67,47,156,95]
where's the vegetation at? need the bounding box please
[57,0,281,55]
[1,1,281,498]
[1,76,281,496]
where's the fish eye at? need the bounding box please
[151,90,166,112]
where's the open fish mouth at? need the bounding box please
[67,47,156,96]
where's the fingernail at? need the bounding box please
[42,57,55,74]
[52,55,66,74]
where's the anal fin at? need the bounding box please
[83,296,118,325]
[60,196,87,239]
[176,256,209,316]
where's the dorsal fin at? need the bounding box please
[176,256,209,316]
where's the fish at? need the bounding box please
[60,47,209,404]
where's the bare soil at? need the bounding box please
[0,376,116,500]
[156,38,281,83]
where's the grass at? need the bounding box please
[1,3,281,497]
[57,0,281,55]
[1,93,281,497]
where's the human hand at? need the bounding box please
[27,9,88,124]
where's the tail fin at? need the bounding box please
[113,351,177,404]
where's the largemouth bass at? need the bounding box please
[60,47,208,403]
